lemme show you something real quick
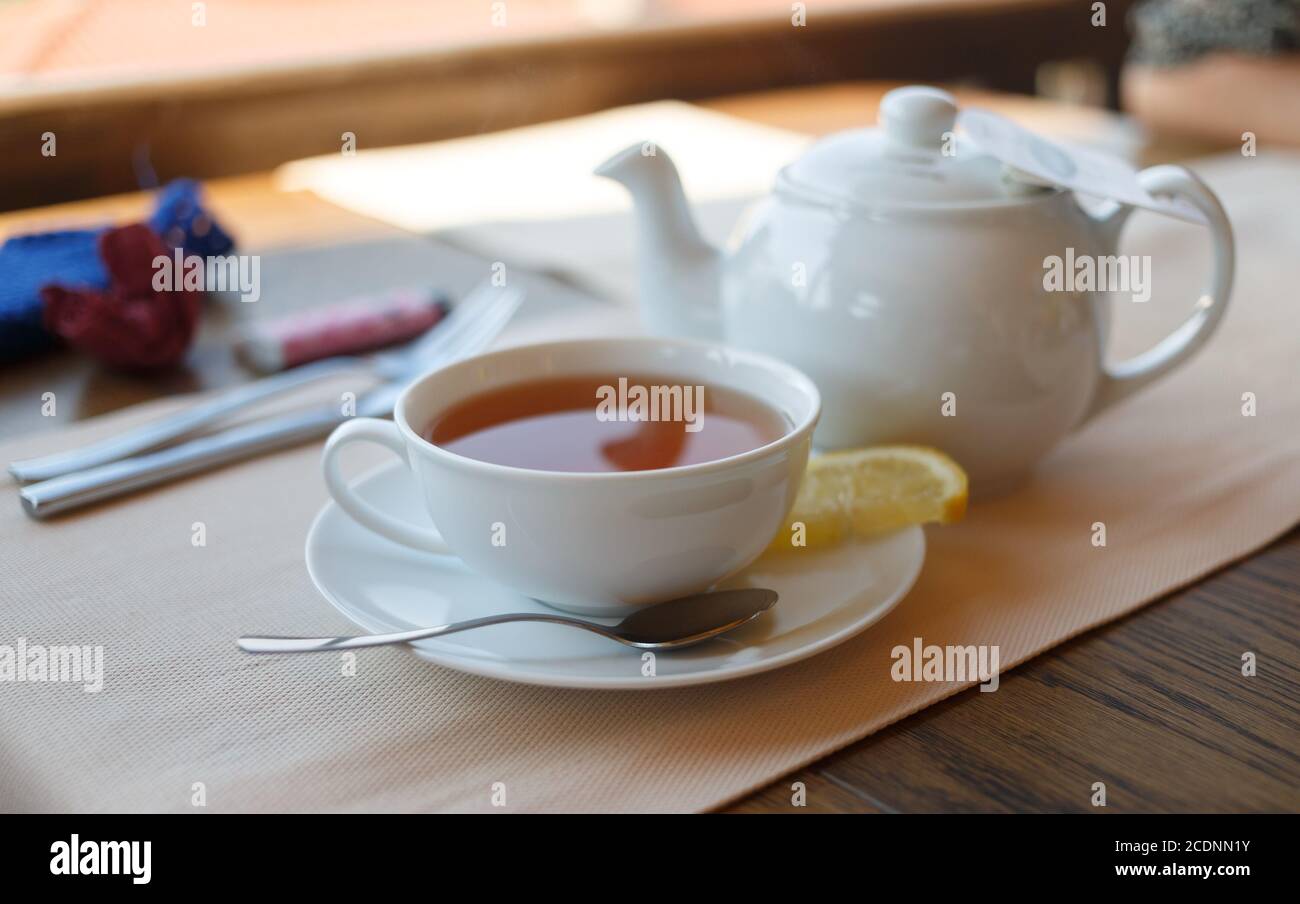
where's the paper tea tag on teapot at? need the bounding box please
[957,108,1207,225]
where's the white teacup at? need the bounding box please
[322,337,820,616]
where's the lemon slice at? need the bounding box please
[767,446,968,553]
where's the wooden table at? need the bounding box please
[1,83,1292,813]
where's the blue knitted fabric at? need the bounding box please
[0,180,235,363]
[0,229,105,361]
[149,179,235,259]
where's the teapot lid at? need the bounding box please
[776,86,1047,209]
[777,85,1207,223]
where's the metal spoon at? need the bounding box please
[238,588,778,654]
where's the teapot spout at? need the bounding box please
[595,143,723,340]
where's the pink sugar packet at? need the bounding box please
[236,287,449,372]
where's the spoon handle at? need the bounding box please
[238,612,602,653]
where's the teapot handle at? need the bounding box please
[1080,165,1234,425]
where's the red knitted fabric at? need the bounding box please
[41,223,203,370]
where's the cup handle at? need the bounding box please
[321,418,452,555]
[1080,165,1235,425]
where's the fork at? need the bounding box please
[9,281,507,483]
[18,284,523,519]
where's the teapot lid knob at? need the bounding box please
[880,86,958,151]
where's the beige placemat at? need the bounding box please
[2,153,1299,813]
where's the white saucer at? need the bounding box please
[305,462,926,690]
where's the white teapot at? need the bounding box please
[595,86,1234,494]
